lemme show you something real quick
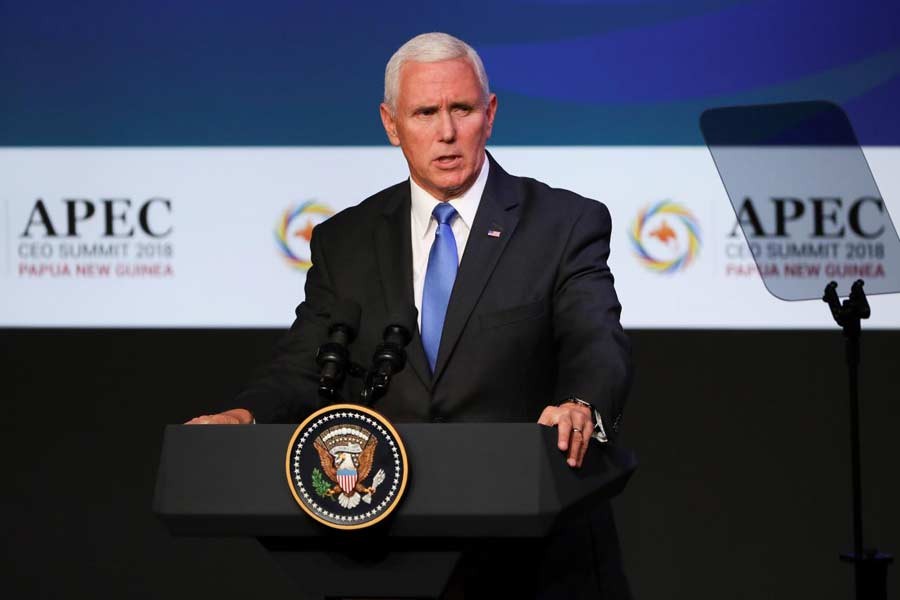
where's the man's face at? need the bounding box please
[380,58,497,201]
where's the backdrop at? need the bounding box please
[3,0,900,327]
[2,1,898,598]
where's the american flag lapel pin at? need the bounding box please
[487,227,502,238]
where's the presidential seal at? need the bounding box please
[286,404,408,530]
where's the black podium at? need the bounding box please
[154,423,636,599]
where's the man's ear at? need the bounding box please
[485,93,498,139]
[380,103,401,147]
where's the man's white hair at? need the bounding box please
[383,32,490,113]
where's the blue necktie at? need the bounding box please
[421,203,459,373]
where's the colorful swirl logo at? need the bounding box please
[275,201,334,270]
[629,200,701,273]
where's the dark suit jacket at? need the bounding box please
[239,154,633,598]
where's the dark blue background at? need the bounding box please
[3,0,898,145]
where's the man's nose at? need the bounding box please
[437,109,456,142]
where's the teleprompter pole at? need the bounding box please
[823,279,893,600]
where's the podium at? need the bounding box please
[154,423,636,599]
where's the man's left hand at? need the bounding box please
[538,402,594,468]
[185,408,253,425]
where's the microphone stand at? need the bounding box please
[823,279,893,599]
[360,324,411,406]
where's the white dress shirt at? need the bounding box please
[409,154,489,331]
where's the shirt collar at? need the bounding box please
[409,153,489,239]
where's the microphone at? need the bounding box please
[361,307,417,406]
[316,299,362,401]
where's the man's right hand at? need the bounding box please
[185,408,253,425]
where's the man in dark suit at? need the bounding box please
[188,32,632,598]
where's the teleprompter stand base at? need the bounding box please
[840,552,894,600]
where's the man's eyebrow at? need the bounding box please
[450,101,475,110]
[412,104,439,113]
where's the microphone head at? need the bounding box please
[383,306,417,346]
[328,298,361,341]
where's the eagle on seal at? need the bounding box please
[313,437,378,509]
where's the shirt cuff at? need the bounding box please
[591,409,608,444]
[562,397,609,444]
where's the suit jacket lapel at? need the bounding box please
[433,156,521,382]
[373,183,432,390]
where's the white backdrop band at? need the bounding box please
[2,146,899,329]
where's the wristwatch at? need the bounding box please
[560,396,609,443]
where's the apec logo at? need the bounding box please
[275,201,334,270]
[14,197,175,279]
[629,200,701,274]
[723,196,889,280]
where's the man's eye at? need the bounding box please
[415,108,437,117]
[452,106,472,115]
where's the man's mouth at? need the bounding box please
[434,154,462,167]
